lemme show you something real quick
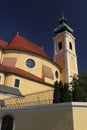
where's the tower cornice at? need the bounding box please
[53,31,75,41]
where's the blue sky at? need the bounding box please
[0,0,87,73]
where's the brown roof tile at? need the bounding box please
[6,34,49,58]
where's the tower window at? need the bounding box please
[59,42,62,50]
[14,79,20,88]
[69,42,72,50]
[1,115,14,130]
[0,75,2,82]
[55,71,58,79]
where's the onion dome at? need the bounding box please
[54,13,74,34]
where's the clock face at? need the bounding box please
[26,59,35,68]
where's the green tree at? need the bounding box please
[72,85,86,102]
[79,71,87,94]
[58,81,63,102]
[61,83,71,102]
[53,72,87,103]
[71,74,87,102]
[53,81,60,103]
[53,81,71,103]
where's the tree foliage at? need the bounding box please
[78,71,87,94]
[53,71,87,103]
[53,81,60,103]
[53,81,71,103]
[72,86,86,101]
[69,74,87,102]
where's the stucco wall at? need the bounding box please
[0,102,87,130]
[0,103,73,130]
[72,102,87,130]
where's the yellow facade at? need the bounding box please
[2,73,54,95]
[3,50,60,83]
[60,70,66,83]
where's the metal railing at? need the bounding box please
[1,90,54,108]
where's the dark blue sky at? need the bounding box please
[0,0,87,73]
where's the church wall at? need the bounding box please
[4,75,13,87]
[3,50,60,85]
[0,73,16,99]
[4,74,54,95]
[18,76,54,95]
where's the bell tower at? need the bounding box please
[53,14,78,83]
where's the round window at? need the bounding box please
[26,59,35,68]
[55,71,58,79]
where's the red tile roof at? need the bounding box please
[6,34,49,58]
[0,65,44,84]
[0,40,7,49]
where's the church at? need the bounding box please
[0,15,87,130]
[0,15,78,105]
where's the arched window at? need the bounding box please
[1,115,14,130]
[55,71,58,79]
[69,42,72,50]
[59,42,62,50]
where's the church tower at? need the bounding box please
[53,15,78,83]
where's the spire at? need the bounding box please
[59,13,67,25]
[54,13,74,34]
